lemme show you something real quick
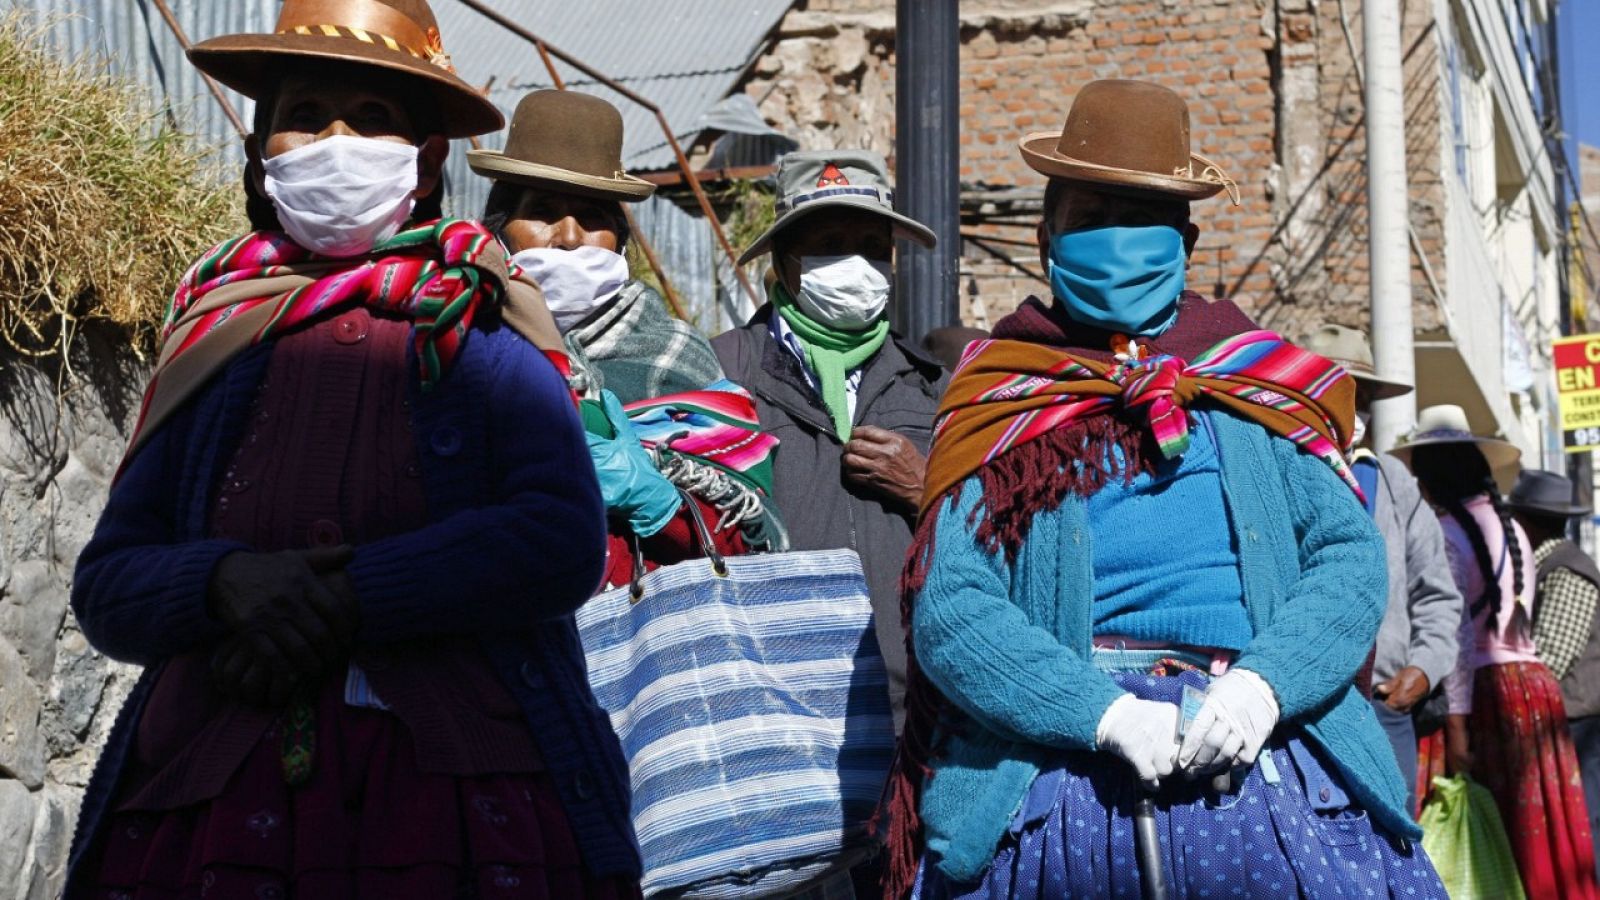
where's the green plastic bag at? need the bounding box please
[1418,774,1526,900]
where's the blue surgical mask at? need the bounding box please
[1046,225,1186,336]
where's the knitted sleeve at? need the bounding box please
[346,330,607,641]
[1231,436,1388,720]
[913,479,1127,751]
[71,385,246,665]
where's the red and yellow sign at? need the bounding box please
[1554,334,1600,452]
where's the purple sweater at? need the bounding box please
[66,317,638,893]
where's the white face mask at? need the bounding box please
[794,254,893,331]
[510,245,631,333]
[1351,411,1371,449]
[262,134,419,258]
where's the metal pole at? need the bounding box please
[148,0,248,138]
[455,0,761,310]
[1363,0,1417,452]
[620,205,690,322]
[893,0,961,344]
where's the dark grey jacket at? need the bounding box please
[1368,453,1462,688]
[712,306,948,730]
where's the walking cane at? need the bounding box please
[1133,792,1169,900]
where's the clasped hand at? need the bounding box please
[1097,669,1280,790]
[207,546,360,707]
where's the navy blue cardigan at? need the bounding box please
[65,319,640,893]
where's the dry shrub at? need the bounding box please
[0,15,242,359]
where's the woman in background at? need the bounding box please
[1403,404,1597,899]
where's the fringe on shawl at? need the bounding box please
[876,415,1161,899]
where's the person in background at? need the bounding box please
[473,89,723,404]
[64,2,639,897]
[921,325,990,372]
[889,79,1443,899]
[1509,468,1600,882]
[1400,406,1597,899]
[473,87,781,583]
[1306,325,1461,813]
[712,149,947,734]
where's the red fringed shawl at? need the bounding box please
[878,293,1360,898]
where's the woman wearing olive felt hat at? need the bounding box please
[889,79,1445,900]
[65,3,641,897]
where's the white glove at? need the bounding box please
[1096,694,1181,791]
[1177,668,1279,776]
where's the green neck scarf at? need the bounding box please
[773,283,889,440]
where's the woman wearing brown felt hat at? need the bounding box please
[65,3,641,897]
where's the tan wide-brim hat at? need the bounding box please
[1303,324,1414,401]
[188,0,502,139]
[467,90,656,202]
[737,149,936,266]
[1389,404,1522,470]
[1020,79,1239,203]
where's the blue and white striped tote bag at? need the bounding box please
[575,546,895,898]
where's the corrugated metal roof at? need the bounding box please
[434,0,794,214]
[7,0,793,188]
[5,0,789,324]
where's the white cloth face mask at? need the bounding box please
[510,245,631,333]
[262,134,419,258]
[1351,411,1371,449]
[794,254,893,331]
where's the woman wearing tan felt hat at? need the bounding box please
[66,3,642,897]
[472,90,725,406]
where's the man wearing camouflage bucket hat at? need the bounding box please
[713,148,947,744]
[66,2,641,896]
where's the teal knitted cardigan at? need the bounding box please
[913,408,1414,883]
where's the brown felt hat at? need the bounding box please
[1020,79,1239,203]
[188,0,502,139]
[467,90,656,202]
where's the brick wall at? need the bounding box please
[741,0,1452,339]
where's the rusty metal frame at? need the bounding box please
[457,0,764,314]
[149,0,248,139]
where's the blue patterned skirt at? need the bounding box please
[914,662,1446,899]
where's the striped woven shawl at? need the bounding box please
[120,219,544,472]
[919,329,1361,516]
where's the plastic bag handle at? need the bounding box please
[628,489,729,604]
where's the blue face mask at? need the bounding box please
[1046,225,1186,337]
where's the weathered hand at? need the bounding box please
[210,628,308,707]
[842,425,927,513]
[209,560,360,707]
[1373,666,1431,712]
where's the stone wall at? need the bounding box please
[740,0,1453,340]
[1,334,143,899]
